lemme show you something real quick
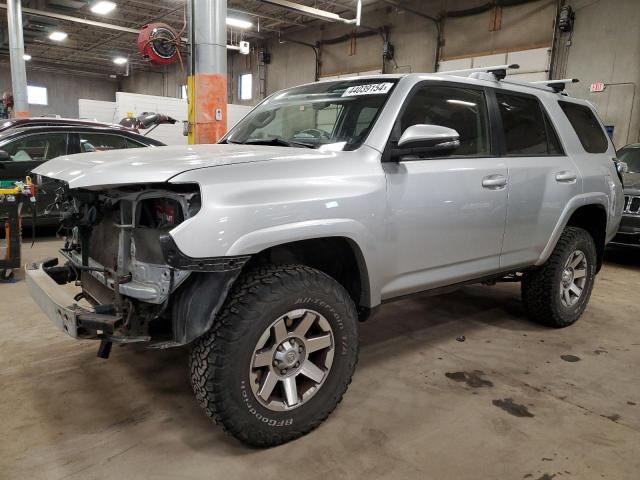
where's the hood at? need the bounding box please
[622,171,640,193]
[32,144,323,189]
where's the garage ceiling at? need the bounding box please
[0,0,371,76]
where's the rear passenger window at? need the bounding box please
[496,92,562,156]
[125,139,145,149]
[79,133,126,152]
[558,101,608,153]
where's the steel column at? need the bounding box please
[188,0,227,144]
[6,0,28,117]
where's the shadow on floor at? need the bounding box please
[26,281,542,452]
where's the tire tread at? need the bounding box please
[189,264,358,447]
[521,226,596,328]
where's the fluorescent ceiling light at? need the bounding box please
[260,0,361,25]
[91,1,117,15]
[49,31,68,41]
[113,57,128,65]
[23,54,32,61]
[226,17,253,29]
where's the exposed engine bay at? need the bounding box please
[38,181,247,349]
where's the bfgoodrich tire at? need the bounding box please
[522,226,597,328]
[189,264,359,447]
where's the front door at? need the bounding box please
[381,82,508,299]
[0,132,70,219]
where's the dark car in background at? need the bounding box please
[612,144,640,248]
[0,125,164,225]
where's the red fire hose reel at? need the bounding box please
[137,23,182,66]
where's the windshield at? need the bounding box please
[223,79,397,151]
[618,146,640,173]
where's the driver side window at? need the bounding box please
[398,85,490,157]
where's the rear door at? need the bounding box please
[494,90,582,268]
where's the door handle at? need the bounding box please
[482,174,507,189]
[555,170,577,182]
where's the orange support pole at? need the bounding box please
[192,73,227,144]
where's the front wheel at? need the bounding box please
[189,264,359,447]
[522,227,597,328]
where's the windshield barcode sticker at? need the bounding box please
[341,83,394,97]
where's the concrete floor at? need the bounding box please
[1,237,639,480]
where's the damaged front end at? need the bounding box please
[26,181,249,355]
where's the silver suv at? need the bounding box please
[27,71,624,447]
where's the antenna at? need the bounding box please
[438,64,520,80]
[532,78,579,93]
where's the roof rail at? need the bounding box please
[531,78,579,93]
[438,63,520,80]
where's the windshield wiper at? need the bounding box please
[244,137,315,149]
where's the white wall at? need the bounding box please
[79,93,252,145]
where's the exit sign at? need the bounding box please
[590,82,605,92]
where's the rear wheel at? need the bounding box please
[522,227,597,328]
[189,264,359,447]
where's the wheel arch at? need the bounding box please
[538,197,608,272]
[565,203,608,272]
[242,236,374,320]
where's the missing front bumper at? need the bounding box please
[25,259,124,339]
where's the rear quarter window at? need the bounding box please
[558,101,609,153]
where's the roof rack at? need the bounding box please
[438,63,520,81]
[531,78,579,93]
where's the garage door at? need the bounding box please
[438,47,551,82]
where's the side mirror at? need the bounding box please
[398,124,460,151]
[0,150,10,161]
[616,161,628,174]
[389,124,460,161]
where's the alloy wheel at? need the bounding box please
[249,309,335,411]
[559,249,588,308]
